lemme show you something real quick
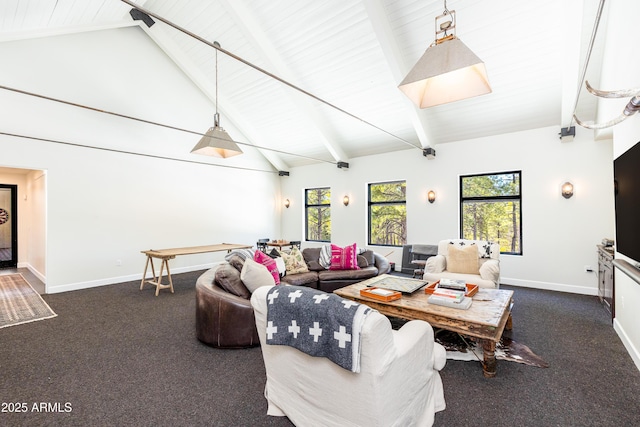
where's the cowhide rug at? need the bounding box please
[434,330,549,368]
[389,317,548,368]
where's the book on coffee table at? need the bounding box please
[424,281,479,297]
[437,278,467,291]
[360,287,402,302]
[427,294,473,310]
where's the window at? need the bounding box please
[460,171,522,255]
[368,181,406,246]
[305,188,331,242]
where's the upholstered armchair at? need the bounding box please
[423,239,500,288]
[251,285,446,426]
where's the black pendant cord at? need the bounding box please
[120,0,422,152]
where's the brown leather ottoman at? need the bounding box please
[195,268,259,348]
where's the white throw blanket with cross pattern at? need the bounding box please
[265,285,372,372]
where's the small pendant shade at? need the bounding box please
[191,41,242,158]
[191,114,242,158]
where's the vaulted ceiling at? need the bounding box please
[0,0,613,171]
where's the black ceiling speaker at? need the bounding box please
[129,9,155,28]
[422,147,436,159]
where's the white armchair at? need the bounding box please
[423,239,500,288]
[251,285,446,427]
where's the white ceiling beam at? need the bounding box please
[135,17,288,172]
[0,20,139,43]
[218,0,349,164]
[362,0,433,149]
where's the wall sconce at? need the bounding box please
[343,195,350,206]
[284,199,290,208]
[427,190,436,203]
[561,182,574,199]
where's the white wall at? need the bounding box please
[26,170,47,279]
[281,125,614,295]
[603,0,640,371]
[0,26,281,292]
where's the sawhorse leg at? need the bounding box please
[140,255,175,296]
[140,255,157,291]
[154,258,174,296]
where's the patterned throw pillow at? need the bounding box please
[479,241,494,259]
[224,248,255,262]
[330,243,360,271]
[280,246,309,274]
[319,244,332,269]
[254,250,280,285]
[448,240,494,259]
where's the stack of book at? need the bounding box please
[427,279,472,309]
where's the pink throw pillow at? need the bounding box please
[253,250,280,285]
[330,243,360,271]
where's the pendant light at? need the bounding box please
[191,41,243,158]
[398,1,491,108]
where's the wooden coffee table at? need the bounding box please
[334,274,514,378]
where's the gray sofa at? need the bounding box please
[280,247,391,293]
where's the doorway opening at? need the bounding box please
[0,184,18,268]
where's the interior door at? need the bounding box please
[0,184,18,268]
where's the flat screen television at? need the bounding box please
[614,140,640,262]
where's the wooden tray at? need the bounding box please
[360,287,402,302]
[424,281,479,297]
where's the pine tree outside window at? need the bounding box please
[368,181,407,246]
[305,188,331,242]
[460,171,522,255]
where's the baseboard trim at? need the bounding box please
[46,263,218,294]
[44,269,597,296]
[613,318,640,373]
[501,277,597,296]
[24,264,46,284]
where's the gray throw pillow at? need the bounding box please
[215,263,250,299]
[357,255,369,268]
[228,255,245,272]
[360,250,375,266]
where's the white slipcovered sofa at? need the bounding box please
[251,285,446,427]
[423,239,500,288]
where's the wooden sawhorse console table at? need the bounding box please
[140,243,252,296]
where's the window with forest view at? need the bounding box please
[368,181,406,246]
[305,187,331,242]
[460,171,522,255]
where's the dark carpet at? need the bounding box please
[1,271,639,427]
